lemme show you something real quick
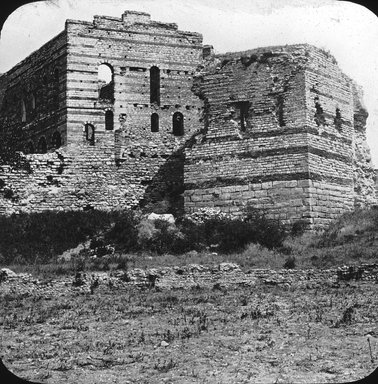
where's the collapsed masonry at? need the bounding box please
[0,11,376,229]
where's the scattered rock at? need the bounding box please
[1,263,377,295]
[160,340,169,347]
[57,241,90,262]
[189,264,207,273]
[147,213,175,224]
[0,268,18,281]
[72,272,87,287]
[219,263,241,272]
[185,250,198,258]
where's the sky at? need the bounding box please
[1,0,378,165]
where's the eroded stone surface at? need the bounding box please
[1,263,377,296]
[0,11,376,229]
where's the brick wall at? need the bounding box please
[184,44,376,228]
[0,11,205,215]
[0,13,376,227]
[0,31,68,152]
[65,11,203,145]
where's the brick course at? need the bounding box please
[0,11,376,228]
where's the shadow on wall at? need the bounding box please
[139,134,200,217]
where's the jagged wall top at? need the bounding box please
[65,10,202,41]
[201,44,339,75]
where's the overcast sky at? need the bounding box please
[1,0,378,165]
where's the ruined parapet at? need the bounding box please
[185,44,376,229]
[186,45,312,225]
[351,82,376,207]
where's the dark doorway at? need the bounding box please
[38,137,47,153]
[25,141,34,154]
[105,110,114,130]
[85,123,95,145]
[52,131,62,149]
[151,113,159,132]
[235,101,250,131]
[172,112,184,136]
[150,66,160,105]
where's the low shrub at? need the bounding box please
[114,254,134,270]
[243,206,287,249]
[0,206,289,265]
[176,207,287,254]
[317,208,377,247]
[283,256,296,269]
[136,218,186,255]
[104,210,139,252]
[198,218,258,253]
[236,243,283,270]
[291,220,308,237]
[0,209,131,263]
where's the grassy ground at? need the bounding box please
[1,208,378,382]
[2,207,378,276]
[0,277,377,383]
[4,229,378,279]
[3,207,378,278]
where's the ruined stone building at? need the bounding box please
[0,11,376,228]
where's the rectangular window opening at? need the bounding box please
[234,101,250,132]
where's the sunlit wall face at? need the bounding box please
[0,0,377,164]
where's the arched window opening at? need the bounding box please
[52,131,62,149]
[151,113,159,132]
[31,93,36,110]
[21,99,26,122]
[275,95,285,127]
[234,101,250,131]
[150,66,160,105]
[85,123,95,145]
[37,137,47,154]
[172,112,184,136]
[105,110,114,130]
[25,141,34,154]
[98,63,114,101]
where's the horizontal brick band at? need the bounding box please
[203,126,352,145]
[76,27,202,47]
[309,84,351,107]
[306,68,350,87]
[184,171,353,190]
[68,53,198,69]
[186,144,352,165]
[74,35,201,51]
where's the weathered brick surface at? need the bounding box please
[0,12,376,228]
[0,11,203,215]
[0,31,67,149]
[185,44,376,228]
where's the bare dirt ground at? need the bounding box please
[0,271,377,384]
